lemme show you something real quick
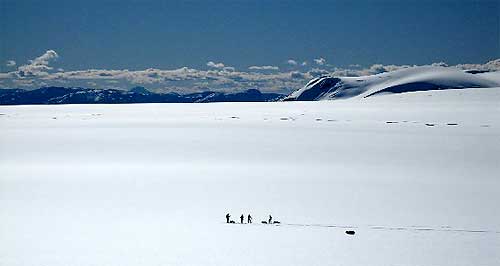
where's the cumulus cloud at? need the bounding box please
[206,61,225,69]
[314,58,326,65]
[1,51,498,94]
[29,65,304,93]
[33,50,58,64]
[365,64,411,75]
[290,71,306,79]
[17,50,59,77]
[0,72,14,79]
[454,59,500,72]
[431,62,448,67]
[308,68,330,77]
[206,61,235,72]
[222,66,235,72]
[6,60,16,67]
[287,59,297,66]
[248,65,279,71]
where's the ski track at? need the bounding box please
[227,222,499,234]
[281,223,499,234]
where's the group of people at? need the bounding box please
[225,213,274,224]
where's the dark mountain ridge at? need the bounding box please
[0,87,284,105]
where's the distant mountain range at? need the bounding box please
[0,87,284,105]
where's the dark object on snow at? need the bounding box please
[226,213,231,223]
[240,214,244,224]
[273,221,281,224]
[261,221,268,224]
[247,214,252,224]
[268,215,272,224]
[345,230,355,235]
[465,69,490,74]
[230,220,235,224]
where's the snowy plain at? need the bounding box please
[1,88,500,266]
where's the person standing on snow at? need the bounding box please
[226,213,231,223]
[240,214,244,224]
[268,215,272,224]
[247,214,252,224]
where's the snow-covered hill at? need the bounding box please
[284,66,500,101]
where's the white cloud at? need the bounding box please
[12,78,36,87]
[0,72,14,79]
[248,65,279,71]
[301,61,307,66]
[308,68,330,77]
[328,64,412,77]
[2,54,498,93]
[222,66,235,72]
[37,66,304,93]
[366,64,409,75]
[32,50,58,65]
[314,58,326,65]
[290,71,306,79]
[206,61,225,69]
[454,59,500,72]
[17,50,59,77]
[287,59,297,66]
[431,62,448,67]
[6,60,16,67]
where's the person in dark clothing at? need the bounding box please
[247,214,252,224]
[240,214,244,224]
[226,213,230,223]
[268,215,272,224]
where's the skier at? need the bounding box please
[247,214,252,224]
[240,214,244,224]
[268,215,272,224]
[226,213,231,223]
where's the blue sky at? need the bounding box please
[0,0,499,92]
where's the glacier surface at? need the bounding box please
[1,87,500,266]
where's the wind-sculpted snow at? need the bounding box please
[284,66,500,101]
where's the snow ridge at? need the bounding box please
[284,66,500,101]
